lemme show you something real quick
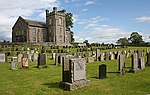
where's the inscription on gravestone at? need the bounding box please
[73,58,86,81]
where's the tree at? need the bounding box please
[83,40,90,47]
[128,32,144,45]
[116,37,129,45]
[70,31,75,42]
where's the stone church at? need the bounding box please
[12,7,71,46]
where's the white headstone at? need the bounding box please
[0,54,5,63]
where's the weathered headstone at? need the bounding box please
[0,54,5,63]
[32,53,38,61]
[60,58,90,91]
[52,53,56,60]
[22,58,29,68]
[11,57,18,70]
[131,53,139,73]
[37,53,46,67]
[118,54,125,74]
[99,53,104,61]
[146,52,150,65]
[98,64,106,79]
[96,49,100,61]
[55,53,66,65]
[18,54,23,62]
[139,57,145,69]
[87,57,94,63]
[104,52,109,61]
[110,53,115,60]
[62,55,73,82]
[27,54,32,61]
[30,50,34,54]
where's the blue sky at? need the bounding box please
[0,0,150,43]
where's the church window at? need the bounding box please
[33,37,36,41]
[49,19,52,25]
[59,17,62,25]
[32,28,36,35]
[21,30,24,35]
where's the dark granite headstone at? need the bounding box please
[98,64,106,79]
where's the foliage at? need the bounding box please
[66,13,73,29]
[128,32,144,45]
[70,31,75,42]
[116,37,129,45]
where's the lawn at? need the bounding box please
[0,47,150,95]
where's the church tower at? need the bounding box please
[46,7,66,45]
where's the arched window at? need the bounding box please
[49,19,52,25]
[32,28,36,35]
[59,17,62,25]
[21,30,24,35]
[60,28,62,33]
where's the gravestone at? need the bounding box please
[104,52,109,61]
[27,54,32,61]
[18,54,23,62]
[27,51,30,54]
[52,53,56,60]
[22,58,29,68]
[62,55,73,82]
[146,52,150,65]
[55,53,66,65]
[131,53,139,73]
[60,58,90,91]
[32,53,38,61]
[11,57,18,70]
[126,52,130,58]
[30,50,34,54]
[118,54,125,74]
[96,49,100,61]
[139,57,145,70]
[137,50,142,59]
[0,54,5,63]
[110,53,115,60]
[98,64,106,79]
[87,57,94,63]
[99,53,104,61]
[37,53,46,67]
[117,51,121,60]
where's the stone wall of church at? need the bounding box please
[28,26,47,43]
[12,18,28,42]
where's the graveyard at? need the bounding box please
[0,45,150,95]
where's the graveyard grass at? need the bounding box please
[0,47,150,95]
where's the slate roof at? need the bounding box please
[24,19,46,28]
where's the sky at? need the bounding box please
[0,0,150,44]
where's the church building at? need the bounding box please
[12,7,71,46]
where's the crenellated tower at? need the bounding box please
[46,7,66,45]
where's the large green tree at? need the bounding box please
[116,37,129,45]
[128,32,144,45]
[59,10,74,42]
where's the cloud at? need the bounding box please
[0,0,59,41]
[75,26,130,44]
[73,15,78,23]
[64,0,77,3]
[77,16,109,25]
[74,16,129,44]
[84,1,95,5]
[81,8,88,12]
[135,16,150,22]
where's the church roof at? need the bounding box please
[24,19,46,28]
